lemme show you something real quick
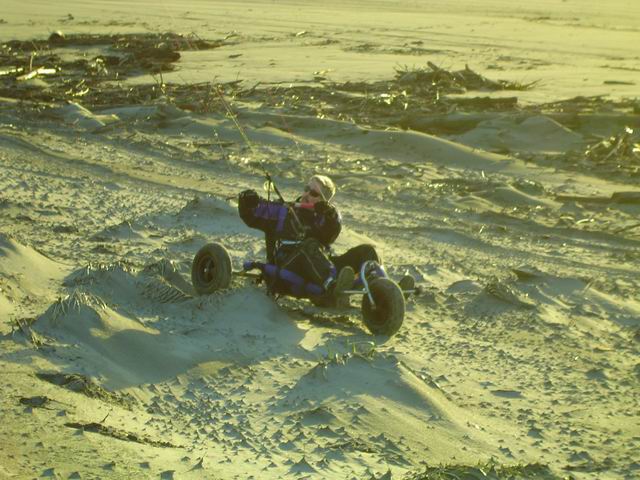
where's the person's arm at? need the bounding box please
[308,201,341,246]
[238,190,290,235]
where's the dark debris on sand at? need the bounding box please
[2,32,638,187]
[19,395,55,409]
[241,61,528,129]
[65,421,179,448]
[404,461,561,480]
[1,32,528,116]
[0,32,227,108]
[1,31,223,76]
[36,372,137,409]
[2,32,636,135]
[560,126,640,180]
[585,126,639,166]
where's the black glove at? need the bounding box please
[238,189,260,210]
[314,201,337,220]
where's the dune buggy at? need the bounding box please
[190,242,419,336]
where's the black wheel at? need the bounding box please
[191,243,232,295]
[361,278,405,336]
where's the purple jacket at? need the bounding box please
[239,195,341,247]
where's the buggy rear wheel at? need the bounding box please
[361,278,405,336]
[191,243,232,295]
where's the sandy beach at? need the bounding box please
[1,1,639,478]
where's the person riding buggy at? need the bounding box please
[237,174,414,309]
[191,174,417,335]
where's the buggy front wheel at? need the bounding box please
[361,278,405,336]
[191,243,232,295]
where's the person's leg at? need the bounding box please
[330,264,355,308]
[328,244,379,307]
[331,244,380,273]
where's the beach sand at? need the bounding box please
[1,1,639,478]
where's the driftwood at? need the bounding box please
[0,32,226,109]
[65,422,179,448]
[555,191,640,205]
[36,372,137,408]
[585,127,639,164]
